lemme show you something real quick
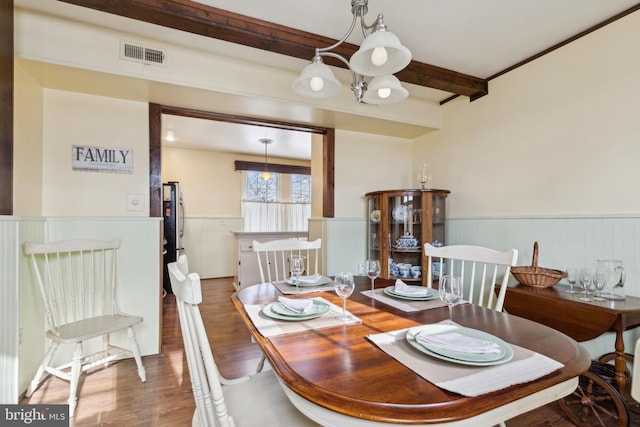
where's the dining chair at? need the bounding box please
[424,243,518,312]
[176,253,189,275]
[253,238,322,283]
[23,238,146,416]
[251,238,322,372]
[167,261,320,427]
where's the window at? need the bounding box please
[242,172,311,232]
[245,171,279,201]
[291,174,311,202]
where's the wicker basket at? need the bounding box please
[511,242,567,288]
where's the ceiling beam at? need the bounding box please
[58,0,488,99]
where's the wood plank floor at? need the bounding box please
[22,277,581,426]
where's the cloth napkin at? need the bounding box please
[277,296,313,314]
[295,273,322,284]
[395,279,430,296]
[416,331,502,354]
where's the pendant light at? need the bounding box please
[292,0,411,105]
[259,138,273,181]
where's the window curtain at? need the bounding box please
[242,201,311,232]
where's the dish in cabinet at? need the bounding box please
[392,205,409,222]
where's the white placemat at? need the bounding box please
[361,288,448,312]
[367,327,563,397]
[244,296,361,337]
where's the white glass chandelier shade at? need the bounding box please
[361,75,408,105]
[291,59,342,99]
[349,30,412,77]
[259,170,272,181]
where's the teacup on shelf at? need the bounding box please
[398,265,411,277]
[411,266,421,278]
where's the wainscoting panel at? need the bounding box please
[0,216,46,404]
[17,218,47,402]
[183,217,242,279]
[0,217,20,404]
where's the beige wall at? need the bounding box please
[41,90,149,217]
[414,10,640,218]
[13,62,43,216]
[334,129,414,218]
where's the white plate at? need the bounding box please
[285,276,332,287]
[392,205,409,222]
[383,286,437,300]
[262,300,330,321]
[406,324,514,366]
[370,210,381,223]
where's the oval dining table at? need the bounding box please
[231,276,591,426]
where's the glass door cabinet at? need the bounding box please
[365,189,449,286]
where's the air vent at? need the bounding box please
[120,40,166,66]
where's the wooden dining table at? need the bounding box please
[231,276,591,426]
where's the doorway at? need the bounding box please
[148,104,335,219]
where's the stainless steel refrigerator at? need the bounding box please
[163,181,184,294]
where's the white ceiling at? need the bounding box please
[162,114,313,160]
[16,0,639,160]
[192,0,638,79]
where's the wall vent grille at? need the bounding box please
[120,40,166,66]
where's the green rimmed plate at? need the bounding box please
[406,324,514,366]
[262,300,331,321]
[384,286,438,300]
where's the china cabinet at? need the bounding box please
[365,189,449,286]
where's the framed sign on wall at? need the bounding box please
[72,145,133,173]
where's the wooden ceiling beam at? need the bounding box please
[58,0,487,99]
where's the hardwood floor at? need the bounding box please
[22,277,581,426]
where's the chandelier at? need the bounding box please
[259,138,273,181]
[292,0,411,105]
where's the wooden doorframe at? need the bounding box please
[0,0,13,215]
[148,103,335,219]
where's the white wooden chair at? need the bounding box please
[424,243,518,312]
[253,238,322,283]
[251,238,322,372]
[176,253,189,275]
[167,261,320,427]
[23,238,146,416]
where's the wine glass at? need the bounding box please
[593,272,607,302]
[439,275,462,324]
[334,272,355,320]
[290,255,305,291]
[365,259,381,292]
[565,268,578,294]
[578,269,593,302]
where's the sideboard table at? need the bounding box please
[504,282,640,426]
